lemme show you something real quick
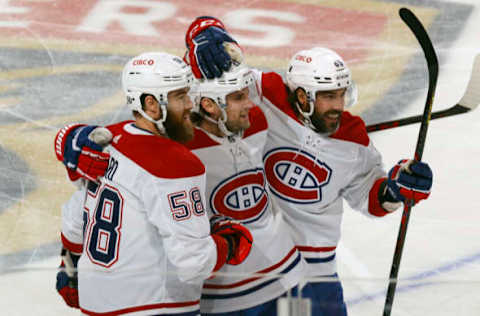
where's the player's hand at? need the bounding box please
[56,271,79,308]
[386,159,433,205]
[211,216,253,265]
[56,248,80,309]
[55,124,112,182]
[185,16,242,79]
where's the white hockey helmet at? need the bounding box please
[286,47,357,119]
[191,64,256,136]
[122,52,193,133]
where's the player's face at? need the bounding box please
[164,87,194,143]
[225,87,253,134]
[311,88,346,133]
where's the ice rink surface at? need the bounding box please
[0,0,479,315]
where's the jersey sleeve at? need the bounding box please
[250,68,301,123]
[140,172,218,283]
[61,187,86,254]
[250,68,264,98]
[341,141,388,217]
[250,68,271,107]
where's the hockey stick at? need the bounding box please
[367,53,480,133]
[382,8,438,316]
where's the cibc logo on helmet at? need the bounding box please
[295,55,312,63]
[263,147,332,204]
[132,59,155,66]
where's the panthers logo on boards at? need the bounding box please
[210,168,269,223]
[263,147,332,204]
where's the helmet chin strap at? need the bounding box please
[299,113,318,132]
[203,104,240,138]
[202,109,235,137]
[295,91,318,132]
[137,101,167,135]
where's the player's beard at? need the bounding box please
[311,109,342,134]
[164,109,194,143]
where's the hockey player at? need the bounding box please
[183,18,433,315]
[55,63,306,316]
[185,64,306,315]
[58,17,434,315]
[54,52,253,316]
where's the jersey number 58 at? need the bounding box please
[83,184,124,268]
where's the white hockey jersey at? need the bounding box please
[61,121,218,315]
[184,106,306,313]
[252,70,390,277]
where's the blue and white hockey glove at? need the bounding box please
[54,124,111,182]
[384,159,433,207]
[56,248,80,309]
[185,16,242,79]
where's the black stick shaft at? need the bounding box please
[382,8,438,316]
[366,104,469,133]
[383,201,413,316]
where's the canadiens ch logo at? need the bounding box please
[263,147,332,204]
[210,168,268,223]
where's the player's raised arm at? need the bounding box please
[184,16,243,79]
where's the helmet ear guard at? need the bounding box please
[286,47,357,122]
[122,52,193,133]
[344,81,358,108]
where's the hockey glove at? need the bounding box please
[54,124,111,182]
[384,159,433,206]
[185,16,242,79]
[56,248,80,309]
[211,216,253,265]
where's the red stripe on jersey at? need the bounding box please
[243,106,268,138]
[106,121,205,179]
[184,128,220,150]
[204,247,297,289]
[61,233,83,254]
[330,112,370,147]
[80,300,199,315]
[296,246,336,252]
[368,177,390,217]
[260,72,302,124]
